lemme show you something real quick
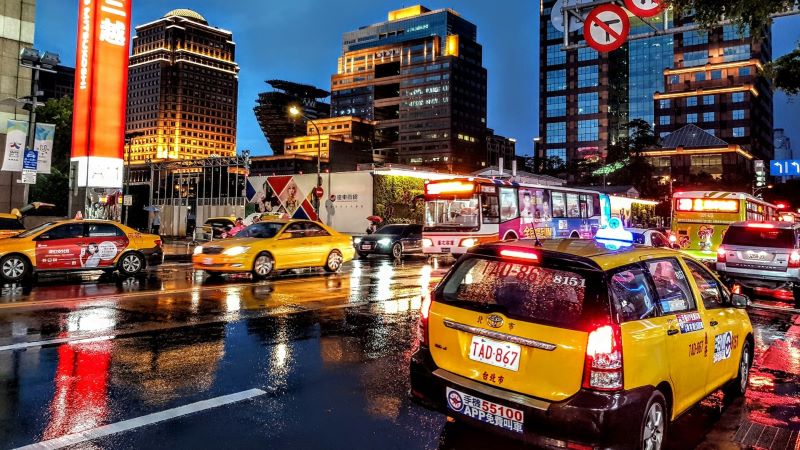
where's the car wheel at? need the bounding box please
[640,391,667,450]
[725,340,752,398]
[0,254,30,283]
[324,250,344,272]
[391,243,403,260]
[119,252,145,276]
[252,253,274,280]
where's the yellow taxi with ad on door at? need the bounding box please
[410,227,753,449]
[192,219,355,279]
[0,219,163,283]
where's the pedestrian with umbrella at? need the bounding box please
[366,215,382,234]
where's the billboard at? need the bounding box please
[70,0,132,188]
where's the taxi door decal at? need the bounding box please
[79,237,130,268]
[36,237,85,270]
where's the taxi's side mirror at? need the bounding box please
[731,293,749,308]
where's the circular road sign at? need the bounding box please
[583,4,630,53]
[313,186,324,199]
[550,0,593,33]
[624,0,664,18]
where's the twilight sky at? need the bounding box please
[35,0,800,157]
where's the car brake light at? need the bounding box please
[582,324,623,391]
[747,223,775,229]
[717,246,726,263]
[155,239,163,248]
[790,251,800,268]
[419,293,432,346]
[499,249,538,261]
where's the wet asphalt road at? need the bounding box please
[0,259,798,449]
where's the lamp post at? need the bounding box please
[18,48,59,205]
[288,105,322,217]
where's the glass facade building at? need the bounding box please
[330,5,488,172]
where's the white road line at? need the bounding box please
[0,335,115,352]
[14,388,267,450]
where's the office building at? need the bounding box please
[538,3,773,172]
[330,5,488,172]
[774,128,795,181]
[126,9,239,163]
[486,129,516,169]
[38,65,75,101]
[0,0,35,212]
[254,80,330,155]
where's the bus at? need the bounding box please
[672,191,778,261]
[422,178,610,255]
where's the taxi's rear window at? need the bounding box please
[440,256,607,329]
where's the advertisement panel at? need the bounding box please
[1,120,29,172]
[70,0,133,188]
[34,123,56,173]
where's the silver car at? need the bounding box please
[716,221,800,305]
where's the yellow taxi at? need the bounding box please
[0,219,163,283]
[193,219,355,279]
[0,202,55,239]
[411,237,753,449]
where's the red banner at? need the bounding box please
[71,0,132,187]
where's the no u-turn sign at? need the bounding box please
[583,4,630,52]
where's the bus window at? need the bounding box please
[552,192,566,218]
[499,187,519,222]
[567,193,580,218]
[482,193,500,224]
[425,197,480,228]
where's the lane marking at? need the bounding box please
[14,388,266,450]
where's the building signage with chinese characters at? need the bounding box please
[71,0,132,188]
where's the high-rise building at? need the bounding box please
[486,129,516,168]
[774,128,795,181]
[38,65,75,101]
[330,5,488,172]
[538,4,773,171]
[126,9,239,163]
[254,80,330,155]
[0,0,35,212]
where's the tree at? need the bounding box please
[27,97,73,215]
[667,0,800,95]
[599,120,661,197]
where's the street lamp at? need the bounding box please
[288,105,322,217]
[18,47,59,205]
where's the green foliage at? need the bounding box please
[373,175,425,224]
[667,0,797,40]
[34,97,73,173]
[763,42,800,96]
[29,167,69,216]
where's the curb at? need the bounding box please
[748,303,800,315]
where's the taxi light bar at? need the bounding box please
[425,181,475,195]
[676,198,739,213]
[746,223,775,229]
[499,249,539,261]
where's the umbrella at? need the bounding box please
[367,215,382,223]
[143,206,161,212]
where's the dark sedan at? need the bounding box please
[354,224,423,260]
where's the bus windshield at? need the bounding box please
[425,196,480,228]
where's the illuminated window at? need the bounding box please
[703,112,715,122]
[739,67,751,76]
[546,148,567,163]
[578,66,598,88]
[546,96,566,117]
[659,115,671,125]
[711,70,722,80]
[683,30,708,46]
[687,113,698,123]
[686,96,698,107]
[547,45,566,66]
[723,24,750,41]
[703,95,715,105]
[695,72,706,81]
[723,45,750,62]
[577,119,599,142]
[684,50,708,67]
[547,69,567,92]
[732,92,745,102]
[732,109,745,120]
[546,122,566,144]
[578,47,597,61]
[733,127,746,137]
[659,99,671,108]
[577,92,598,114]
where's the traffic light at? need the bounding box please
[755,173,767,188]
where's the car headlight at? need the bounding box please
[378,238,392,246]
[193,246,203,255]
[460,238,478,248]
[353,237,362,245]
[222,246,250,256]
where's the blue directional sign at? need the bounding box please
[22,148,38,171]
[771,160,800,176]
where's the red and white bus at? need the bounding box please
[422,178,611,255]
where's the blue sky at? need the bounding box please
[35,0,800,157]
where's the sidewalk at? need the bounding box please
[163,239,196,263]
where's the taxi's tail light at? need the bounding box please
[499,249,539,261]
[789,251,800,268]
[419,293,433,346]
[582,324,623,391]
[155,239,163,248]
[717,246,726,263]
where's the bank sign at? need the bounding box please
[71,0,132,188]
